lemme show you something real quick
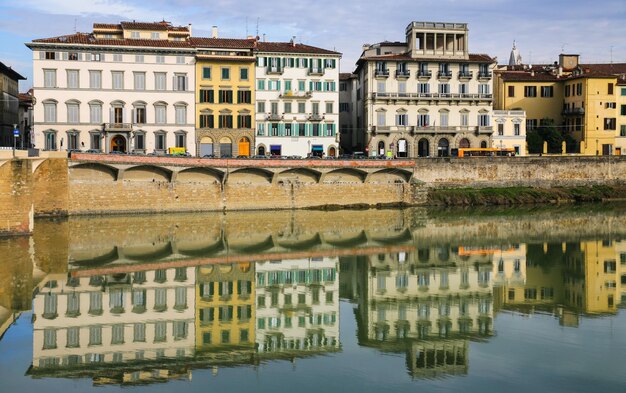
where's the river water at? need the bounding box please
[0,206,625,392]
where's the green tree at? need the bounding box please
[526,118,563,154]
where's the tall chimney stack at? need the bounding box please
[211,26,218,38]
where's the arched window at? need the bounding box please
[199,136,214,157]
[397,139,409,158]
[438,138,450,157]
[378,140,385,156]
[459,138,471,149]
[219,136,232,157]
[418,138,429,157]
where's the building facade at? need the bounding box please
[338,73,361,153]
[0,61,25,147]
[354,22,497,158]
[254,42,341,157]
[26,21,196,154]
[492,110,527,155]
[192,36,256,157]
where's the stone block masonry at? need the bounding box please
[0,159,33,236]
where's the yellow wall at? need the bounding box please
[195,58,255,133]
[581,240,619,314]
[615,84,626,155]
[495,77,563,126]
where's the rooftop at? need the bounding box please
[0,61,26,81]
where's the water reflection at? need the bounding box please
[1,206,625,386]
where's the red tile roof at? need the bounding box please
[93,23,120,30]
[120,21,172,31]
[497,63,626,82]
[358,53,495,63]
[30,33,195,49]
[190,37,256,49]
[256,41,340,55]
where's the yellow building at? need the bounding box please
[563,74,619,155]
[191,37,256,157]
[195,263,255,354]
[495,52,626,155]
[616,80,626,154]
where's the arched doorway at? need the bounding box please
[418,138,429,157]
[437,138,449,157]
[328,146,337,157]
[258,145,266,156]
[199,136,214,157]
[219,136,232,157]
[111,135,126,153]
[459,138,471,149]
[377,141,385,156]
[238,137,250,157]
[397,138,409,158]
[480,141,488,148]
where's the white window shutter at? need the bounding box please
[131,109,135,124]
[172,76,176,90]
[185,76,188,91]
[109,108,114,124]
[123,108,127,123]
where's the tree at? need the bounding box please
[526,118,563,154]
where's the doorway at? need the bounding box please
[111,135,126,153]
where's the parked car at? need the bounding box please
[202,154,215,158]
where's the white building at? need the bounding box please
[255,258,340,354]
[26,21,196,154]
[32,267,196,372]
[254,41,341,157]
[354,22,497,157]
[492,110,527,155]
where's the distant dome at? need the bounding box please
[509,41,522,66]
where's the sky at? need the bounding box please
[1,0,626,91]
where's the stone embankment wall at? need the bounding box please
[2,155,626,233]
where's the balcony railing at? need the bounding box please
[374,69,390,77]
[562,107,585,115]
[371,125,494,134]
[266,113,283,121]
[372,92,493,101]
[493,110,526,116]
[395,69,410,78]
[267,66,283,75]
[437,71,453,79]
[308,113,324,121]
[458,71,473,79]
[478,71,492,79]
[417,70,432,79]
[103,123,132,131]
[308,68,324,76]
[279,90,312,99]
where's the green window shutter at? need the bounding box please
[331,123,336,135]
[309,81,313,91]
[332,59,336,68]
[277,81,281,91]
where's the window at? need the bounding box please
[89,70,101,89]
[155,132,166,150]
[541,86,554,97]
[45,51,56,60]
[200,89,214,103]
[620,105,626,116]
[111,324,125,344]
[479,84,490,95]
[155,72,166,90]
[257,101,265,113]
[202,66,212,79]
[460,112,469,127]
[604,118,616,130]
[284,102,292,113]
[459,83,468,94]
[44,69,56,88]
[237,114,251,128]
[396,113,408,126]
[524,86,537,97]
[508,85,515,97]
[237,90,251,104]
[66,70,79,88]
[176,56,185,64]
[155,105,166,124]
[43,101,57,123]
[498,123,504,136]
[131,31,140,39]
[221,67,230,80]
[608,83,614,95]
[134,105,146,124]
[156,55,165,63]
[438,83,450,94]
[134,132,145,150]
[418,83,430,94]
[135,54,144,63]
[90,132,101,150]
[621,125,626,137]
[339,103,349,112]
[113,54,122,62]
[134,323,146,342]
[479,114,490,127]
[111,71,124,89]
[418,114,429,127]
[377,112,385,126]
[527,119,538,130]
[199,114,214,128]
[90,53,102,61]
[133,72,145,90]
[174,74,187,91]
[175,105,187,125]
[151,32,160,40]
[154,321,166,342]
[326,102,333,113]
[339,82,347,91]
[219,90,233,103]
[440,111,449,127]
[240,67,248,80]
[514,123,521,135]
[219,114,233,128]
[298,80,306,91]
[298,102,306,113]
[377,81,385,93]
[174,287,187,309]
[67,102,79,123]
[89,326,102,345]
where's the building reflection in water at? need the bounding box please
[9,208,625,384]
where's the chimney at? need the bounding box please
[211,26,218,38]
[291,36,296,47]
[187,23,192,35]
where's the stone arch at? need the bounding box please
[177,167,223,183]
[277,168,321,184]
[459,138,471,149]
[124,165,171,182]
[377,140,386,156]
[229,167,273,184]
[328,145,337,157]
[218,136,233,157]
[480,140,488,148]
[70,163,118,181]
[322,168,367,183]
[417,138,430,157]
[366,168,412,183]
[257,144,267,156]
[437,137,450,157]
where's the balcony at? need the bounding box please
[437,71,453,80]
[374,69,390,78]
[372,125,414,134]
[458,71,473,80]
[395,69,410,79]
[478,71,492,80]
[308,68,324,76]
[372,125,495,135]
[308,113,324,121]
[371,92,493,102]
[562,107,585,116]
[417,70,432,80]
[103,123,132,132]
[266,66,283,75]
[279,90,312,99]
[266,113,283,121]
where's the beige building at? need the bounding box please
[353,22,497,158]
